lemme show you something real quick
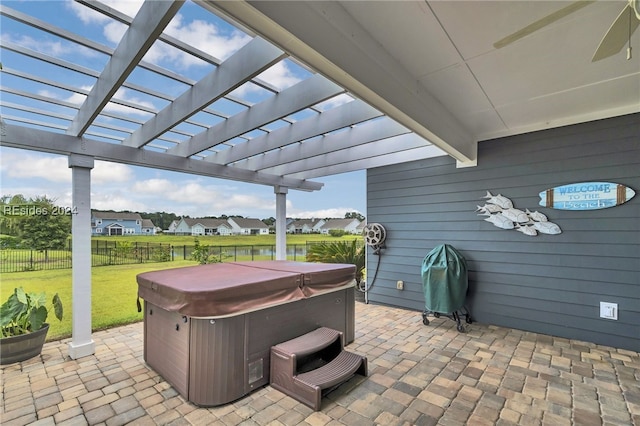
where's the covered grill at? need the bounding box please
[420,244,472,332]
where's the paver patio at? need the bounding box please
[1,302,639,425]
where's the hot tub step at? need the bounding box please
[272,326,342,358]
[270,327,367,410]
[296,349,366,389]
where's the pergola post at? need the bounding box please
[68,154,95,359]
[274,186,288,260]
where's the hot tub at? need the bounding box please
[137,261,355,406]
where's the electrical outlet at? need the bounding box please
[396,280,404,290]
[600,302,618,320]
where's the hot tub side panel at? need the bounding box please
[189,315,247,406]
[144,302,190,398]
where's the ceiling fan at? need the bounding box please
[493,0,640,62]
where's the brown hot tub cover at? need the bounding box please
[231,261,356,297]
[137,261,355,317]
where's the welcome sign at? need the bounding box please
[539,182,635,211]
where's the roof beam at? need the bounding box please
[123,37,285,149]
[1,123,323,191]
[169,73,344,158]
[209,99,381,165]
[209,0,477,165]
[67,0,184,137]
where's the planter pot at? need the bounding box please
[0,323,49,365]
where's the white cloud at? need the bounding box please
[255,62,302,91]
[130,178,275,216]
[159,15,251,64]
[68,0,143,24]
[2,152,70,182]
[0,151,133,186]
[69,1,251,68]
[92,191,147,212]
[93,161,134,184]
[131,178,174,193]
[1,33,100,60]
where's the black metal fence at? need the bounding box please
[0,240,327,273]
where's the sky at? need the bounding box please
[0,147,366,220]
[0,0,367,221]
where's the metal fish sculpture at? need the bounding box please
[476,204,503,214]
[515,224,538,236]
[526,209,548,222]
[484,212,514,230]
[531,220,562,235]
[500,208,529,223]
[483,191,513,209]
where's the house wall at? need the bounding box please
[192,224,205,236]
[365,113,639,351]
[174,220,192,235]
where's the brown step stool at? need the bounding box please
[270,327,367,410]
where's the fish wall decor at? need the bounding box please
[478,191,561,237]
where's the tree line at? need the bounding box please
[0,194,365,250]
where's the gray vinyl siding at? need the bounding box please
[365,113,639,352]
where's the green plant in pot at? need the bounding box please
[0,287,63,364]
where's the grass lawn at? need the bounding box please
[0,234,364,341]
[0,259,197,341]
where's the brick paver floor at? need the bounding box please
[1,302,639,425]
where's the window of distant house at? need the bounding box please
[97,219,102,225]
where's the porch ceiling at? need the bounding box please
[1,1,638,191]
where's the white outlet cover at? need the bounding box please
[599,302,618,320]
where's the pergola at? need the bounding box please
[1,0,638,358]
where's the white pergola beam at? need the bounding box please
[285,143,447,179]
[209,99,381,165]
[240,116,411,172]
[67,0,184,137]
[170,73,344,158]
[261,132,431,176]
[123,37,285,148]
[1,123,323,191]
[210,0,477,165]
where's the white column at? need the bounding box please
[68,154,95,359]
[274,186,288,261]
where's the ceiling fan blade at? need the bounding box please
[592,4,640,61]
[494,1,595,49]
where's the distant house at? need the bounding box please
[319,218,361,235]
[166,220,179,234]
[173,218,232,236]
[287,219,325,234]
[141,219,156,235]
[91,211,155,236]
[227,218,269,235]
